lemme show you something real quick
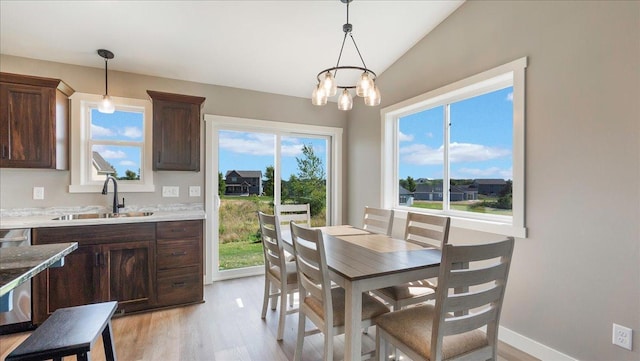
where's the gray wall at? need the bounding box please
[0,54,348,211]
[347,1,639,360]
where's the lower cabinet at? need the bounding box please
[32,220,203,325]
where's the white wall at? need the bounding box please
[347,1,639,360]
[0,55,348,211]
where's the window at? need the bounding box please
[69,93,154,193]
[382,58,527,237]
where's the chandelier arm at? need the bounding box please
[333,32,349,78]
[349,33,368,70]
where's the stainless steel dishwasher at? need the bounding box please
[0,228,35,335]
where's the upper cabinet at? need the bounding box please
[147,90,205,171]
[0,72,74,169]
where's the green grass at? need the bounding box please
[219,241,264,270]
[411,200,512,216]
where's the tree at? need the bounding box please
[405,176,416,192]
[119,169,139,180]
[287,144,326,216]
[263,165,274,196]
[297,144,325,181]
[218,172,226,196]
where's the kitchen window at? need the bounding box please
[69,93,154,192]
[381,57,527,237]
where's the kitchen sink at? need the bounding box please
[53,212,154,220]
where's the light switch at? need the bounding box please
[33,187,45,200]
[189,186,201,197]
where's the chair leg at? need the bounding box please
[376,328,387,361]
[289,290,294,307]
[277,286,287,340]
[261,278,270,319]
[323,326,333,361]
[293,312,306,361]
[270,283,278,311]
[101,320,117,361]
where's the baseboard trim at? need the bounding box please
[499,325,578,361]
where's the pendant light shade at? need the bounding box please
[338,89,353,111]
[97,49,115,114]
[311,0,381,110]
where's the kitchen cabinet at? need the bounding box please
[147,90,205,171]
[156,220,203,306]
[32,223,156,324]
[0,72,74,169]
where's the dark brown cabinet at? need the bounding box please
[32,223,156,325]
[156,220,203,307]
[147,90,205,171]
[31,220,203,325]
[0,72,74,169]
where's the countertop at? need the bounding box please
[0,242,78,296]
[0,204,206,230]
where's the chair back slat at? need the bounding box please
[363,207,394,236]
[430,237,514,361]
[276,204,311,228]
[404,212,450,249]
[258,211,286,270]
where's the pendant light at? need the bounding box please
[311,0,381,110]
[97,49,115,114]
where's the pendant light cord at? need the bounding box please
[104,58,109,95]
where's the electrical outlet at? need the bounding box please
[162,186,179,197]
[33,187,45,200]
[189,186,201,197]
[613,323,633,350]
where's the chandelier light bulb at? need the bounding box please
[356,72,373,97]
[338,89,353,111]
[312,84,328,106]
[364,84,381,106]
[99,94,116,114]
[320,71,338,97]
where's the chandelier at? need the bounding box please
[97,49,115,114]
[312,0,381,111]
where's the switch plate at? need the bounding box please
[189,186,201,197]
[33,187,45,200]
[162,186,179,197]
[613,323,633,350]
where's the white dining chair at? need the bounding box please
[362,206,394,236]
[373,212,451,310]
[289,222,390,361]
[258,211,299,341]
[275,203,311,231]
[376,237,515,361]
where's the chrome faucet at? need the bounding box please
[101,175,125,213]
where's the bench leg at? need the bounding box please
[102,320,117,361]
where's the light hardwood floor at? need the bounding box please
[0,275,539,361]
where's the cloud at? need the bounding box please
[506,92,513,102]
[399,142,510,165]
[122,126,142,139]
[219,132,275,156]
[455,166,512,179]
[91,124,115,137]
[398,131,414,142]
[119,160,138,167]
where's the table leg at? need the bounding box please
[344,280,362,361]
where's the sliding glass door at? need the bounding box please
[205,115,342,281]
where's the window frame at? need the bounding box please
[69,92,154,193]
[381,57,527,238]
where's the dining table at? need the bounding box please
[282,225,442,361]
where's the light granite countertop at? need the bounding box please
[0,203,206,230]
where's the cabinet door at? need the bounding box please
[32,244,101,325]
[152,99,200,171]
[0,82,55,168]
[103,240,155,312]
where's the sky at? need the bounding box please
[218,131,327,180]
[398,86,513,181]
[91,109,143,177]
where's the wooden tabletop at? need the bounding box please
[0,242,78,296]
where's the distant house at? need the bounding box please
[224,170,262,195]
[472,179,507,196]
[91,151,115,180]
[399,186,414,206]
[413,182,444,201]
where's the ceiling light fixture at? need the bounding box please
[312,0,381,111]
[97,49,115,114]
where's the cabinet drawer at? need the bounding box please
[156,220,202,240]
[157,240,200,269]
[157,267,202,306]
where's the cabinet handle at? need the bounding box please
[95,253,100,267]
[157,151,161,163]
[171,228,186,233]
[172,282,186,288]
[171,251,187,256]
[1,145,7,159]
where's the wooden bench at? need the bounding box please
[6,301,118,361]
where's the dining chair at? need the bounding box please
[289,222,390,361]
[373,212,451,310]
[375,237,515,361]
[258,211,299,341]
[275,203,311,231]
[362,206,394,236]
